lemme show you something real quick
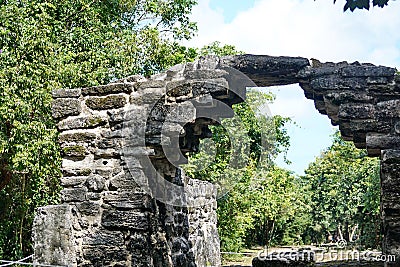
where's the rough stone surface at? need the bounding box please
[82,83,134,96]
[58,115,107,130]
[53,88,82,98]
[33,54,400,266]
[85,95,127,110]
[33,205,76,266]
[52,98,81,119]
[221,54,310,86]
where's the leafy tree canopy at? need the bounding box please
[0,0,198,259]
[303,131,381,248]
[184,87,296,253]
[333,0,390,11]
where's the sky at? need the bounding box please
[183,0,400,175]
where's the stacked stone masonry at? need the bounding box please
[33,54,400,266]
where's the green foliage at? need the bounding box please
[0,0,197,259]
[303,132,381,248]
[184,90,298,253]
[332,0,390,11]
[186,98,381,254]
[200,41,244,56]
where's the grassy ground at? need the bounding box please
[221,246,265,266]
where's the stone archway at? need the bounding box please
[33,55,399,266]
[222,55,400,261]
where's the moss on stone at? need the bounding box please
[87,116,107,127]
[79,168,92,176]
[86,95,126,110]
[59,132,97,143]
[62,145,87,158]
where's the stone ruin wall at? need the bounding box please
[33,57,232,267]
[33,55,400,266]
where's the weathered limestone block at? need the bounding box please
[184,69,228,80]
[165,79,229,99]
[85,174,106,192]
[197,56,219,70]
[108,170,143,190]
[103,191,153,210]
[221,54,310,86]
[93,148,120,159]
[59,131,97,144]
[101,210,149,230]
[107,109,126,123]
[52,88,82,98]
[58,115,107,130]
[381,150,400,261]
[338,103,375,120]
[76,201,101,216]
[83,231,125,246]
[81,83,134,96]
[62,145,88,160]
[135,80,166,90]
[297,64,341,78]
[60,176,87,187]
[52,98,82,119]
[130,88,166,105]
[61,187,88,202]
[324,91,374,104]
[376,100,400,119]
[33,205,76,266]
[62,168,92,177]
[85,95,127,110]
[310,75,367,90]
[367,134,400,156]
[341,65,396,77]
[82,247,128,267]
[186,179,220,267]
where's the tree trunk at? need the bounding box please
[0,161,13,191]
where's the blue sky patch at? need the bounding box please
[209,0,256,23]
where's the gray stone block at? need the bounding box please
[86,95,127,110]
[61,187,88,202]
[81,83,134,96]
[59,132,97,143]
[341,65,396,77]
[33,205,76,266]
[101,210,149,230]
[58,115,107,130]
[75,201,100,216]
[52,88,82,98]
[52,98,81,119]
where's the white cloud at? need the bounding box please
[266,86,312,120]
